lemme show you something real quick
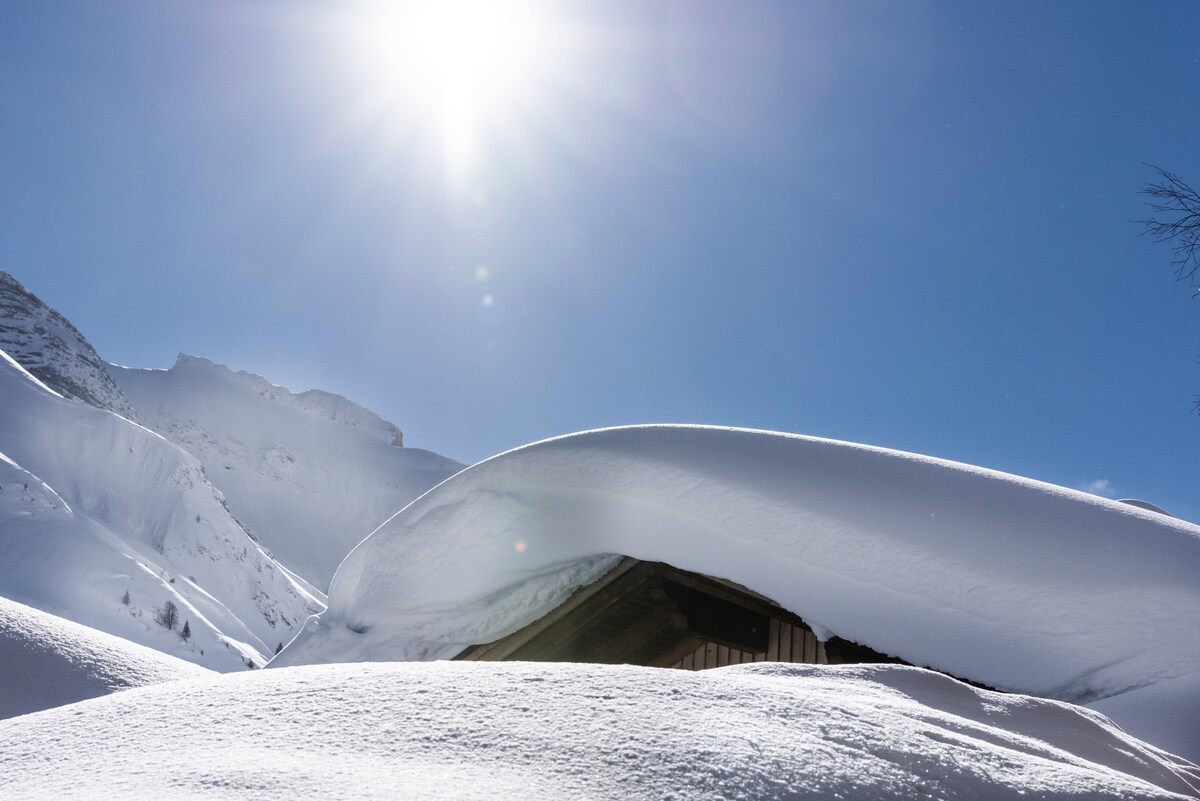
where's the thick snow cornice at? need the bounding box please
[278,425,1200,704]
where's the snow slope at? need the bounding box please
[0,661,1194,800]
[0,594,211,719]
[1090,670,1200,765]
[0,270,137,419]
[0,349,322,671]
[277,425,1200,706]
[111,355,463,588]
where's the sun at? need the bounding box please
[347,0,551,177]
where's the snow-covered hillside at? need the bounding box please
[0,271,137,420]
[0,349,322,671]
[0,594,211,719]
[111,355,463,589]
[0,660,1195,800]
[277,425,1200,707]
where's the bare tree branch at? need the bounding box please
[1139,165,1200,415]
[1137,164,1200,282]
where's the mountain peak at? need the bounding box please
[110,358,463,588]
[167,353,404,447]
[0,271,138,420]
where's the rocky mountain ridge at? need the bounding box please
[0,271,138,420]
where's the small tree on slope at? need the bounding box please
[155,600,178,630]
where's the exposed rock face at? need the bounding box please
[0,271,138,421]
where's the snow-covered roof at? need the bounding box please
[275,425,1200,703]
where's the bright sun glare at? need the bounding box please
[350,1,550,177]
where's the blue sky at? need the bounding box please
[2,1,1198,519]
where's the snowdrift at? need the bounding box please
[1090,670,1200,765]
[277,425,1200,704]
[0,595,211,719]
[0,661,1195,800]
[112,355,463,588]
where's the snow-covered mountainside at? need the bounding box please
[0,269,461,666]
[0,271,137,420]
[276,425,1200,708]
[0,349,323,671]
[0,660,1195,800]
[0,594,211,719]
[111,355,464,589]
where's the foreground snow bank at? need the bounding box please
[0,661,1194,800]
[0,595,211,719]
[278,426,1200,704]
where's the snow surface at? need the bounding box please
[0,660,1194,800]
[1090,670,1200,765]
[0,348,322,671]
[277,425,1200,705]
[112,355,464,588]
[0,594,210,719]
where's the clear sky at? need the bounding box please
[2,1,1198,520]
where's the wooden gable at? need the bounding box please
[456,557,904,671]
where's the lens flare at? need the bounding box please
[347,1,551,177]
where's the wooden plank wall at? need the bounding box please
[673,640,761,670]
[668,619,827,670]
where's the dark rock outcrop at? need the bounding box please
[0,271,138,420]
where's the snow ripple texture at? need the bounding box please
[0,661,1195,800]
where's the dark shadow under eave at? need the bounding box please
[455,557,912,672]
